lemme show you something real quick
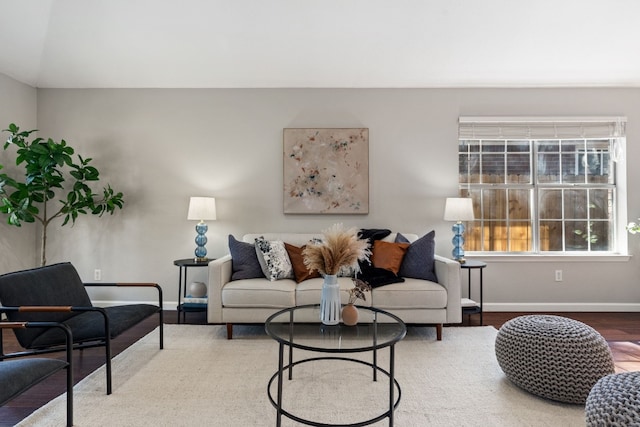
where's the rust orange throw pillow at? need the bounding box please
[284,243,321,283]
[371,240,410,275]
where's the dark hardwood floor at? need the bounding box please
[1,310,639,426]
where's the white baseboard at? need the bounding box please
[484,302,640,312]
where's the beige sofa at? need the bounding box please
[207,232,462,340]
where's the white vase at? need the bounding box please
[320,274,340,325]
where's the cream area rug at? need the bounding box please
[19,324,584,426]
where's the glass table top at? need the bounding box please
[265,304,406,353]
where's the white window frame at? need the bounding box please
[458,116,629,257]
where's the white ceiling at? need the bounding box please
[1,0,639,89]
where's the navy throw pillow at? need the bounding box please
[395,231,438,282]
[228,235,265,280]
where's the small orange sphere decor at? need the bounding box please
[342,303,359,326]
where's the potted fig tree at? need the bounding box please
[0,123,124,266]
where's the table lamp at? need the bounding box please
[187,197,217,261]
[443,197,475,263]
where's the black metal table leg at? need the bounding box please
[277,342,284,427]
[389,344,395,426]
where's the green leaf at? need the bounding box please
[67,191,77,204]
[31,143,48,155]
[8,212,22,226]
[38,156,51,168]
[53,154,66,166]
[85,166,99,180]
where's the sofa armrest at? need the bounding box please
[434,255,462,324]
[207,255,233,323]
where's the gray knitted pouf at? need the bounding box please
[586,371,640,426]
[495,315,614,404]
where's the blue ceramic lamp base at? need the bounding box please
[194,221,209,262]
[451,221,466,263]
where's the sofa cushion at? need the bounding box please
[371,240,410,275]
[372,278,447,309]
[0,358,68,406]
[222,278,296,308]
[228,235,264,280]
[284,243,321,283]
[254,237,294,281]
[396,231,438,283]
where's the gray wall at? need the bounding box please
[0,73,38,272]
[6,86,640,311]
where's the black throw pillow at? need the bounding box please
[357,266,405,288]
[358,228,392,245]
[357,228,392,270]
[355,228,402,287]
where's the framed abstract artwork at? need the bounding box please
[283,128,369,214]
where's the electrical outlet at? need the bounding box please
[555,270,563,282]
[94,269,102,281]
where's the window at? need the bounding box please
[458,117,627,254]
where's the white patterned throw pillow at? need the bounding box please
[254,237,294,281]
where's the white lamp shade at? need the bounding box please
[443,197,475,221]
[187,197,217,221]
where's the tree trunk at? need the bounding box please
[40,199,48,266]
[40,224,47,266]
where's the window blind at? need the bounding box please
[459,116,627,140]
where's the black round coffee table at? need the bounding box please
[265,304,406,426]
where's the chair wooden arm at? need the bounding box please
[17,306,73,312]
[0,321,72,333]
[0,306,103,314]
[0,321,28,328]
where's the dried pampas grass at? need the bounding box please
[303,223,370,275]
